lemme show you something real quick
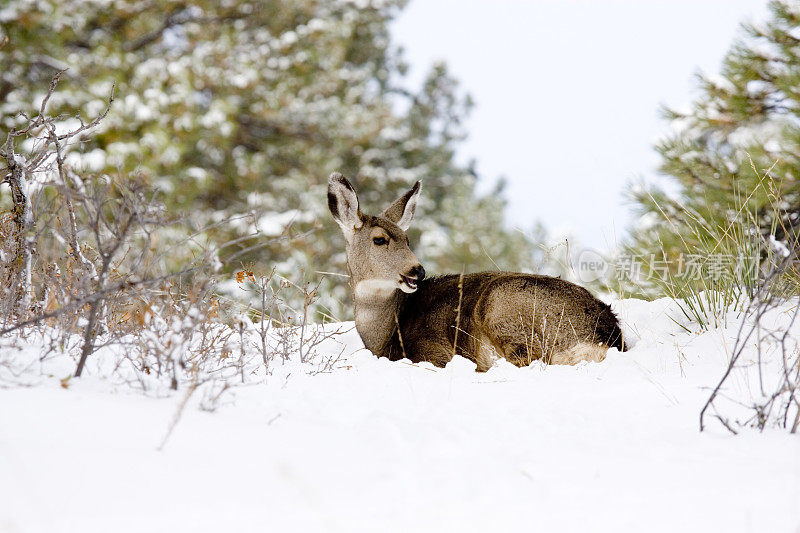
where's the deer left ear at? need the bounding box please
[382,181,421,231]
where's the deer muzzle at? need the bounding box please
[400,264,425,293]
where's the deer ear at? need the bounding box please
[328,172,363,240]
[382,181,421,231]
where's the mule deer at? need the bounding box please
[327,172,626,371]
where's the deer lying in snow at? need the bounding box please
[327,172,626,371]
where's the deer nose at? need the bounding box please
[410,265,425,281]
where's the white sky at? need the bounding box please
[392,0,769,252]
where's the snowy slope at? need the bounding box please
[1,298,799,533]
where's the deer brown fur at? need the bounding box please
[328,172,626,371]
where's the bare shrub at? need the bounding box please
[0,73,347,445]
[0,71,113,323]
[117,280,231,391]
[700,248,800,434]
[0,73,217,379]
[230,269,346,376]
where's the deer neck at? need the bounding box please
[352,279,406,357]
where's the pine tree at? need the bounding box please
[626,0,800,296]
[0,0,536,318]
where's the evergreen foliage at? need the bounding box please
[626,0,800,297]
[0,0,535,318]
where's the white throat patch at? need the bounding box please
[355,279,400,300]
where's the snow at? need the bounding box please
[79,148,107,172]
[1,298,799,532]
[727,118,794,154]
[770,234,792,258]
[0,5,19,22]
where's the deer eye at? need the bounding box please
[372,236,388,246]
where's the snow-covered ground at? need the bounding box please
[1,298,799,532]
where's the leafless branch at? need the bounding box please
[0,267,198,337]
[700,247,800,433]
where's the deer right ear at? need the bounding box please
[382,181,421,231]
[327,172,363,241]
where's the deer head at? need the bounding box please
[327,172,425,298]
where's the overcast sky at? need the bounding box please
[392,0,769,252]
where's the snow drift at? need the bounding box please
[1,297,799,532]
